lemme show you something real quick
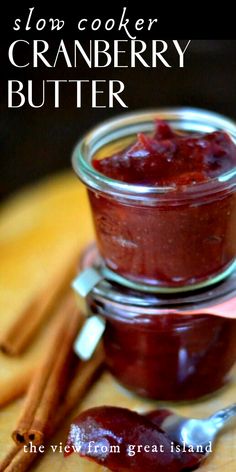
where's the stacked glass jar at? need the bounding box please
[72,109,236,401]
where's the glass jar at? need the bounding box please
[72,245,236,401]
[72,108,236,290]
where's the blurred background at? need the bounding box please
[1,39,236,200]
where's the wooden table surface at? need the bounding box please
[0,172,235,471]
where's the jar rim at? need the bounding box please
[72,107,236,202]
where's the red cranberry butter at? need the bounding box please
[93,121,236,186]
[73,109,236,288]
[65,406,204,472]
[103,311,236,400]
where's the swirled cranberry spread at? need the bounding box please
[93,121,236,187]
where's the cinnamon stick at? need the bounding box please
[12,291,82,446]
[0,447,36,472]
[0,347,104,472]
[0,446,20,471]
[0,253,78,355]
[0,369,32,408]
[53,344,104,428]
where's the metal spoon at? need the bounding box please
[161,404,236,453]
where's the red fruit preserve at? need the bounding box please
[65,406,204,472]
[93,121,236,186]
[103,311,236,400]
[73,109,236,289]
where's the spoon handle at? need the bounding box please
[209,403,236,430]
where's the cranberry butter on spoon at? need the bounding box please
[65,406,204,472]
